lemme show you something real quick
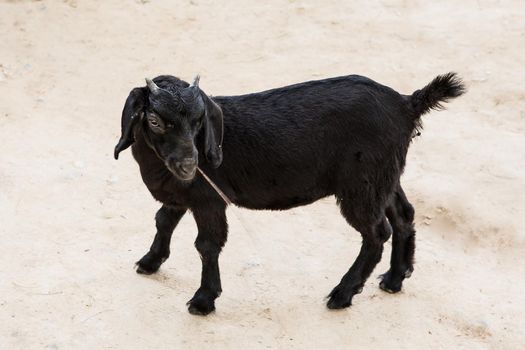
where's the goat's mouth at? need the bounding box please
[166,163,197,181]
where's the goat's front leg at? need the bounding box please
[187,205,228,315]
[136,205,187,274]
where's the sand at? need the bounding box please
[1,0,524,349]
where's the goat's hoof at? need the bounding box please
[135,253,167,275]
[378,269,409,294]
[326,285,353,310]
[187,288,218,315]
[379,280,399,294]
[136,264,156,275]
[187,297,215,316]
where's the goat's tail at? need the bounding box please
[410,72,466,116]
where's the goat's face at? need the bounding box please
[143,79,204,181]
[114,76,224,181]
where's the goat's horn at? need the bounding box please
[145,78,160,94]
[192,75,200,88]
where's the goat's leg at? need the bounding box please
[187,206,227,315]
[136,205,187,274]
[327,200,392,309]
[380,185,416,293]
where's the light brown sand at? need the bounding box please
[1,0,524,349]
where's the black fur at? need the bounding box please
[115,72,465,315]
[411,72,466,115]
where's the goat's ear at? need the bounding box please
[201,93,224,168]
[114,87,147,160]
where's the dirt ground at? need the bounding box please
[1,0,524,349]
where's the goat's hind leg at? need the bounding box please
[327,198,392,309]
[136,205,187,274]
[379,185,416,293]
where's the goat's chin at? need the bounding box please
[167,166,196,183]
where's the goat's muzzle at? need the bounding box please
[168,157,197,181]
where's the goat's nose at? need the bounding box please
[176,158,197,174]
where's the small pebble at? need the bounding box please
[107,175,119,184]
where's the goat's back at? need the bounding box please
[211,76,414,209]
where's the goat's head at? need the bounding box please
[114,75,223,181]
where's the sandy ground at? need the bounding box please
[1,0,524,349]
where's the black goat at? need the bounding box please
[114,73,465,315]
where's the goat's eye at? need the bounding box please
[147,115,165,132]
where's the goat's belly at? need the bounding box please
[234,191,330,210]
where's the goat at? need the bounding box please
[114,73,465,315]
